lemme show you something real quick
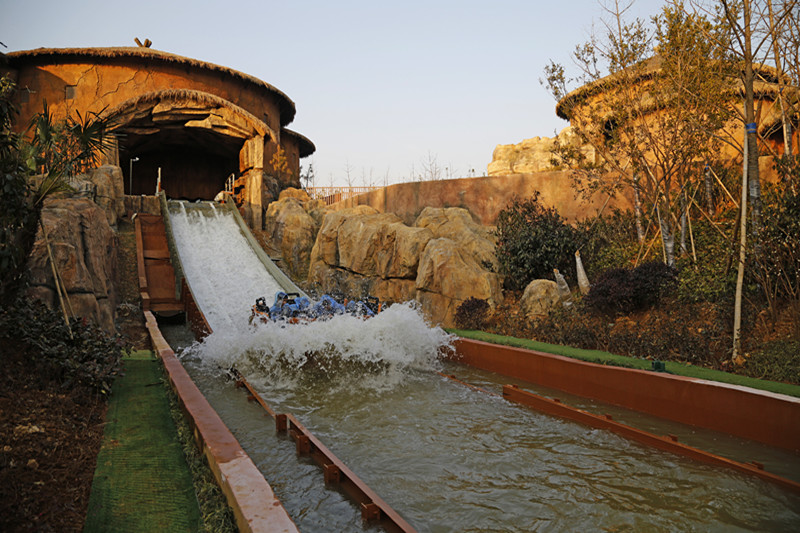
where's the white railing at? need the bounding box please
[305,186,381,206]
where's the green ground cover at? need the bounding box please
[83,351,200,533]
[448,329,800,399]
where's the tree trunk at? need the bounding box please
[733,103,750,364]
[742,0,762,236]
[633,173,645,243]
[704,164,715,216]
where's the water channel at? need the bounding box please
[163,202,800,532]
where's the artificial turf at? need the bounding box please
[83,351,200,533]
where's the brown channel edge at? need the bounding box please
[144,311,299,533]
[449,338,800,453]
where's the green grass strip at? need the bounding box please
[448,329,800,399]
[84,359,201,533]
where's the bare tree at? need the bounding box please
[543,0,731,266]
[420,151,443,181]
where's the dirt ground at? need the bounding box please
[0,219,151,532]
[0,351,107,532]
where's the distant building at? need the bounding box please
[3,46,315,228]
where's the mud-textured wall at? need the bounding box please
[4,48,315,228]
[329,172,634,226]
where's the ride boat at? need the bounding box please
[250,291,381,324]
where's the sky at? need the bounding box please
[1,0,664,186]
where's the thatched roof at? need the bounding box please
[282,128,316,158]
[6,46,297,126]
[555,56,788,120]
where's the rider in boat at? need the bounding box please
[251,291,381,324]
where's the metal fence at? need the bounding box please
[305,187,381,205]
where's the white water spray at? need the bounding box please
[168,202,453,390]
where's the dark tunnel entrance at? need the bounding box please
[119,127,241,201]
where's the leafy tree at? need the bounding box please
[0,76,114,302]
[269,145,290,181]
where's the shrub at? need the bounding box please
[575,209,640,278]
[752,163,800,337]
[495,193,579,291]
[0,296,127,394]
[585,261,677,315]
[742,340,800,385]
[455,297,490,330]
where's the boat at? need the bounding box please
[250,291,381,324]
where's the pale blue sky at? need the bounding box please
[1,0,663,185]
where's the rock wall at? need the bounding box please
[305,206,502,327]
[326,171,632,226]
[487,126,596,176]
[27,198,119,333]
[263,188,327,280]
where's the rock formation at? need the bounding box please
[487,126,595,176]
[519,280,561,318]
[305,205,502,327]
[27,198,119,333]
[70,165,126,228]
[263,188,327,280]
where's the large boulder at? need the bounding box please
[70,165,125,228]
[414,207,498,271]
[519,279,560,318]
[307,205,502,325]
[27,198,119,333]
[415,238,502,327]
[307,206,433,301]
[308,205,380,270]
[264,192,322,280]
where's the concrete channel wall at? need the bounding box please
[144,311,299,533]
[451,338,800,453]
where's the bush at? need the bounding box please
[742,340,800,385]
[454,297,490,330]
[495,193,579,291]
[0,297,127,394]
[575,209,640,278]
[752,163,800,337]
[585,261,677,315]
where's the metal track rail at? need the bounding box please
[232,369,417,533]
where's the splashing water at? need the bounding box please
[168,201,453,391]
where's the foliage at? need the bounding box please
[575,208,640,278]
[529,301,729,368]
[495,193,579,291]
[269,145,289,180]
[751,157,800,337]
[542,3,735,266]
[584,261,677,315]
[674,209,738,304]
[0,297,127,394]
[454,297,490,330]
[742,340,800,385]
[0,77,116,302]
